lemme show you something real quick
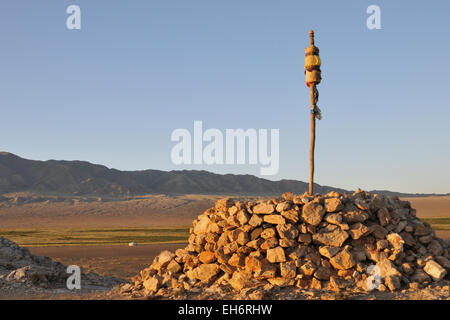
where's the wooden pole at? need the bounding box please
[309,84,316,195]
[308,30,316,195]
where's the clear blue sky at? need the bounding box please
[1,1,449,194]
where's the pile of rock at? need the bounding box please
[0,236,123,296]
[125,190,449,297]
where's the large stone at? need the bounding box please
[253,203,275,214]
[287,246,307,260]
[226,215,240,228]
[386,233,405,252]
[229,271,252,291]
[428,240,444,256]
[376,239,389,250]
[267,277,294,287]
[263,215,286,225]
[348,223,370,240]
[314,267,331,281]
[151,250,175,271]
[198,251,216,264]
[435,256,450,269]
[248,214,263,227]
[260,237,278,250]
[250,227,263,240]
[246,238,264,250]
[300,261,316,276]
[370,224,388,239]
[282,192,295,201]
[182,253,200,270]
[355,199,370,211]
[166,260,182,274]
[318,246,341,259]
[302,202,325,226]
[418,234,433,244]
[399,231,416,246]
[215,248,231,264]
[376,259,402,278]
[312,229,349,247]
[325,213,342,225]
[266,247,286,263]
[342,211,369,224]
[215,198,234,212]
[424,260,447,281]
[279,238,296,247]
[281,210,299,223]
[236,231,249,246]
[194,215,211,234]
[411,270,431,283]
[216,233,229,247]
[401,262,415,275]
[365,249,388,263]
[253,259,277,279]
[228,253,245,267]
[276,224,299,240]
[195,263,220,283]
[305,251,321,266]
[229,229,249,246]
[236,210,250,225]
[228,206,239,215]
[260,227,276,239]
[205,232,219,244]
[385,275,401,291]
[245,256,262,273]
[329,247,355,270]
[218,264,236,276]
[280,261,297,279]
[377,208,391,226]
[324,198,344,213]
[371,194,387,210]
[143,275,161,293]
[298,233,312,244]
[394,221,408,233]
[276,202,291,212]
[414,223,432,236]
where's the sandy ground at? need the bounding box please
[1,194,448,228]
[0,194,225,228]
[404,196,450,217]
[27,243,187,280]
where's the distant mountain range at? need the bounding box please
[0,152,446,198]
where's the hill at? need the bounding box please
[0,152,446,198]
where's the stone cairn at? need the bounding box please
[126,190,450,297]
[0,236,123,292]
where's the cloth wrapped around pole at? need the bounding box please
[304,54,321,69]
[305,69,321,87]
[305,40,321,87]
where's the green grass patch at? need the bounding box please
[0,227,190,247]
[421,218,450,230]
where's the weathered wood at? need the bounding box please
[309,84,316,195]
[306,30,320,196]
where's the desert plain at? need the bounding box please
[0,193,448,285]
